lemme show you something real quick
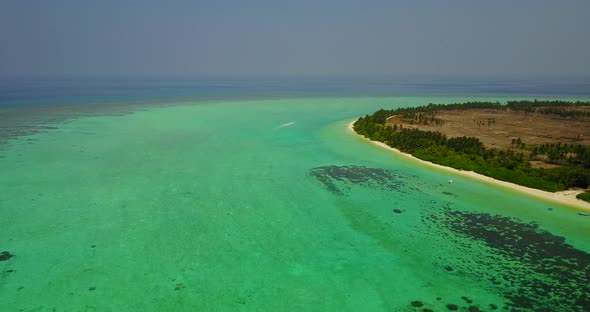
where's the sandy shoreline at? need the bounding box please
[347,119,590,212]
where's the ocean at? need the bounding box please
[0,77,589,311]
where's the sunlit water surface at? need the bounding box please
[1,95,589,311]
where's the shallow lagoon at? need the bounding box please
[1,97,589,311]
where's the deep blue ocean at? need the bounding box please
[2,77,590,109]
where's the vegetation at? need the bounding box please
[354,101,590,193]
[577,192,590,203]
[530,143,590,167]
[506,100,590,118]
[372,100,590,125]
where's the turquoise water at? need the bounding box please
[1,97,589,311]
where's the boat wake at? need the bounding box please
[278,121,296,128]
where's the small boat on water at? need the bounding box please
[578,212,589,216]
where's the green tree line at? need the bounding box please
[376,100,590,121]
[531,143,590,167]
[506,100,590,118]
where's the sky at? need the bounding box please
[1,0,589,78]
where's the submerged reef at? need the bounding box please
[423,207,590,311]
[0,251,14,261]
[309,165,405,195]
[309,165,589,311]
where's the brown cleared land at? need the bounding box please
[386,108,590,152]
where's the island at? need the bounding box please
[351,100,590,209]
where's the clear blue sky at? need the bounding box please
[1,0,589,78]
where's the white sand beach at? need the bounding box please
[347,120,590,212]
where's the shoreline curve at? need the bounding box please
[347,119,590,212]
